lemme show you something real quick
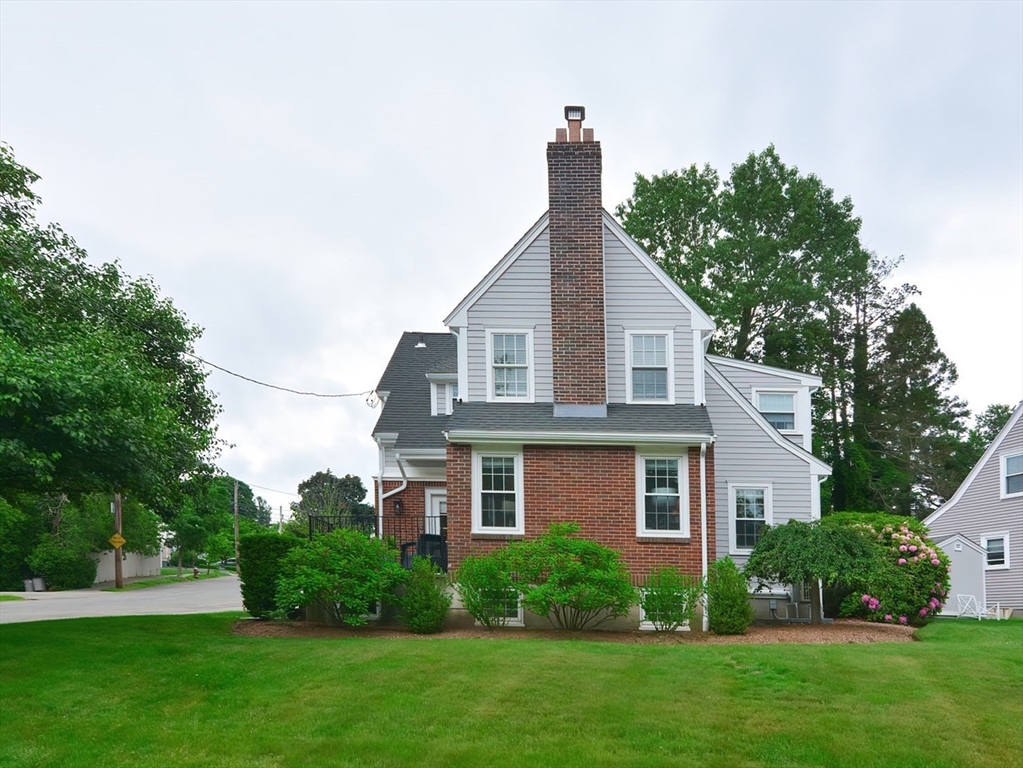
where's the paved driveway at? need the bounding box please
[0,574,243,624]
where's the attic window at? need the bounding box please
[487,330,534,402]
[626,330,675,404]
[1003,453,1023,498]
[757,392,797,432]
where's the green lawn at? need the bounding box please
[0,595,24,601]
[1,616,1020,768]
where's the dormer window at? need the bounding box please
[626,330,675,404]
[487,330,534,402]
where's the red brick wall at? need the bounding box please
[547,139,606,406]
[446,442,716,578]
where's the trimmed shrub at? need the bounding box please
[824,514,951,626]
[506,522,634,631]
[706,557,753,635]
[275,528,405,626]
[239,532,301,619]
[639,567,703,632]
[455,549,520,628]
[27,537,97,590]
[399,556,452,634]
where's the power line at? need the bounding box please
[185,351,376,399]
[246,483,301,497]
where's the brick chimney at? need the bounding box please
[548,106,606,416]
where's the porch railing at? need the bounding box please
[308,512,448,573]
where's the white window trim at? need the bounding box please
[625,329,676,405]
[429,381,457,416]
[981,532,1010,571]
[485,329,535,403]
[638,594,691,632]
[471,447,525,535]
[474,596,524,628]
[752,388,800,434]
[1000,453,1023,500]
[728,482,774,555]
[635,451,690,538]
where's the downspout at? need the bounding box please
[382,453,409,504]
[700,442,709,632]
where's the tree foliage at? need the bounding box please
[286,469,373,536]
[0,143,220,511]
[743,520,882,624]
[617,146,981,518]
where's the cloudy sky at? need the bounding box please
[2,1,1020,517]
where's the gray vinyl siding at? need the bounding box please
[465,229,553,402]
[604,226,694,405]
[705,372,815,565]
[434,384,446,415]
[712,362,809,449]
[927,416,1023,610]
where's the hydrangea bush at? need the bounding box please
[838,521,950,626]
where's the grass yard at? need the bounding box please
[1,616,1020,768]
[0,595,24,601]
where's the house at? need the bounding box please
[924,402,1023,618]
[371,107,831,628]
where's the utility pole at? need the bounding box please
[279,506,284,534]
[113,492,123,589]
[233,479,240,578]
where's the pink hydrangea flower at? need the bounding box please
[884,614,893,622]
[898,558,907,565]
[899,545,908,552]
[861,594,871,603]
[909,545,918,553]
[920,608,929,616]
[899,616,908,624]
[931,559,940,566]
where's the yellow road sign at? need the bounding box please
[109,533,126,549]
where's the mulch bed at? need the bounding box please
[232,617,916,645]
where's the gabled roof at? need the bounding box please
[933,533,987,555]
[705,361,832,476]
[442,210,716,332]
[445,402,714,445]
[924,401,1023,527]
[372,332,457,450]
[706,354,822,389]
[443,212,549,328]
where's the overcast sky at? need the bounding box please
[2,1,1020,518]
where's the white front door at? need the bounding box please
[426,490,447,538]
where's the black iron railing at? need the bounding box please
[308,512,448,573]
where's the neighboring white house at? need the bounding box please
[924,402,1023,617]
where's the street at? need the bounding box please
[0,574,243,624]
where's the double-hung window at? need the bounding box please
[729,483,773,553]
[472,450,524,534]
[636,454,688,537]
[982,534,1009,570]
[487,330,533,401]
[1002,453,1023,498]
[626,330,674,404]
[756,392,796,431]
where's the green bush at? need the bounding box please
[238,532,301,619]
[275,528,404,626]
[455,550,520,628]
[506,522,634,631]
[705,557,753,635]
[399,556,452,634]
[639,567,703,632]
[27,537,97,590]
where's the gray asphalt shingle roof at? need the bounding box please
[446,402,714,438]
[372,332,456,450]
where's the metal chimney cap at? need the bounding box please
[564,105,585,122]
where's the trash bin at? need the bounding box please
[32,577,45,591]
[23,579,34,592]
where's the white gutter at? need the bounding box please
[700,441,709,632]
[445,430,714,445]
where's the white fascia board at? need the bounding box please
[601,212,716,332]
[446,430,714,446]
[375,432,399,446]
[425,372,457,382]
[395,448,447,459]
[443,212,550,328]
[706,354,823,388]
[706,364,832,476]
[924,401,1023,527]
